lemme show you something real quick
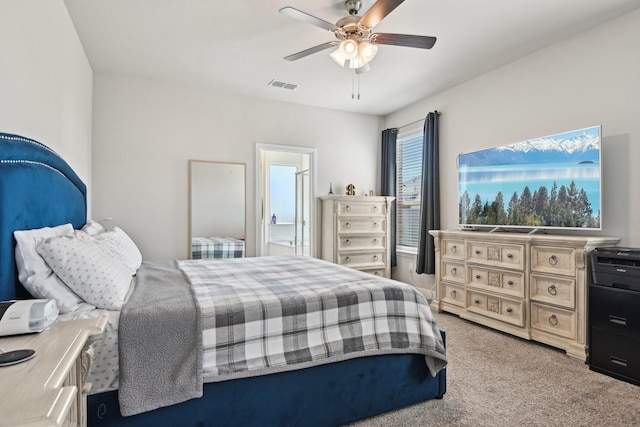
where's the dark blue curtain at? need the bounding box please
[381,128,397,267]
[416,112,440,275]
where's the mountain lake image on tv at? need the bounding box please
[458,125,601,230]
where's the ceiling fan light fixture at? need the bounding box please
[358,40,378,61]
[338,39,358,59]
[330,48,348,67]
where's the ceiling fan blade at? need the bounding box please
[279,7,339,32]
[359,0,405,29]
[284,41,339,61]
[371,33,437,49]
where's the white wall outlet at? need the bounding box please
[409,263,414,273]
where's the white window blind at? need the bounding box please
[396,128,424,248]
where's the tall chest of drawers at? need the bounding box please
[429,230,619,361]
[320,196,394,278]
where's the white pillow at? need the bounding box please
[13,224,94,313]
[93,226,142,274]
[36,231,133,310]
[81,219,106,236]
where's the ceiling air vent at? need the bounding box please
[268,79,298,90]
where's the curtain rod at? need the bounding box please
[398,110,441,130]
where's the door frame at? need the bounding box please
[255,143,317,257]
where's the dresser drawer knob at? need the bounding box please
[345,205,351,212]
[372,255,379,261]
[474,299,480,304]
[345,222,351,229]
[507,280,514,286]
[451,245,457,254]
[373,206,379,212]
[547,285,557,296]
[475,249,481,255]
[345,239,351,246]
[451,267,457,276]
[507,253,514,259]
[548,255,558,266]
[548,314,558,326]
[450,290,457,298]
[373,238,378,245]
[506,308,513,313]
[475,274,481,280]
[345,256,351,263]
[373,222,378,228]
[374,271,380,276]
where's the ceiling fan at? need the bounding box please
[280,0,436,74]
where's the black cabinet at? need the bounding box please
[589,248,640,386]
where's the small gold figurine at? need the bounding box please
[346,184,355,196]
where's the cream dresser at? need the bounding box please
[0,317,106,427]
[320,195,394,278]
[429,230,619,361]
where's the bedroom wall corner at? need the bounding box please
[0,0,93,207]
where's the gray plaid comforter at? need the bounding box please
[178,255,447,382]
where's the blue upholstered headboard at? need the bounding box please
[0,133,87,301]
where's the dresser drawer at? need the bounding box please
[339,235,385,250]
[441,260,465,284]
[359,267,387,278]
[531,302,576,339]
[337,218,385,234]
[441,282,465,307]
[589,285,640,340]
[531,245,575,276]
[530,274,575,309]
[467,242,525,270]
[467,266,525,298]
[339,252,385,268]
[337,201,385,216]
[467,290,525,327]
[442,239,465,260]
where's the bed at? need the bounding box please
[0,132,447,427]
[191,236,245,259]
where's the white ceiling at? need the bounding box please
[63,0,640,116]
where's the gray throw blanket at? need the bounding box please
[118,261,203,416]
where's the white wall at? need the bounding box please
[91,74,382,260]
[0,0,93,192]
[385,8,640,290]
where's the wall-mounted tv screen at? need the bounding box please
[458,125,601,230]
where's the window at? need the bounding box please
[396,125,423,248]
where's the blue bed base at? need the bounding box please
[0,133,446,426]
[88,337,446,427]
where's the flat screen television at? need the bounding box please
[458,125,601,231]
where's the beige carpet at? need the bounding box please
[350,312,640,427]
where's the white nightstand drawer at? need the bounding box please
[441,260,465,284]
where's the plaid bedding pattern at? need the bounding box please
[191,237,245,259]
[178,256,447,382]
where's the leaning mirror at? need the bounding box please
[189,160,246,259]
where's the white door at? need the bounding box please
[256,144,317,257]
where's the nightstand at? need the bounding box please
[0,316,107,427]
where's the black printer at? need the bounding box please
[591,247,640,291]
[589,247,640,386]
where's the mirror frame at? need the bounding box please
[188,160,247,259]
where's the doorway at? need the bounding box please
[256,144,317,257]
